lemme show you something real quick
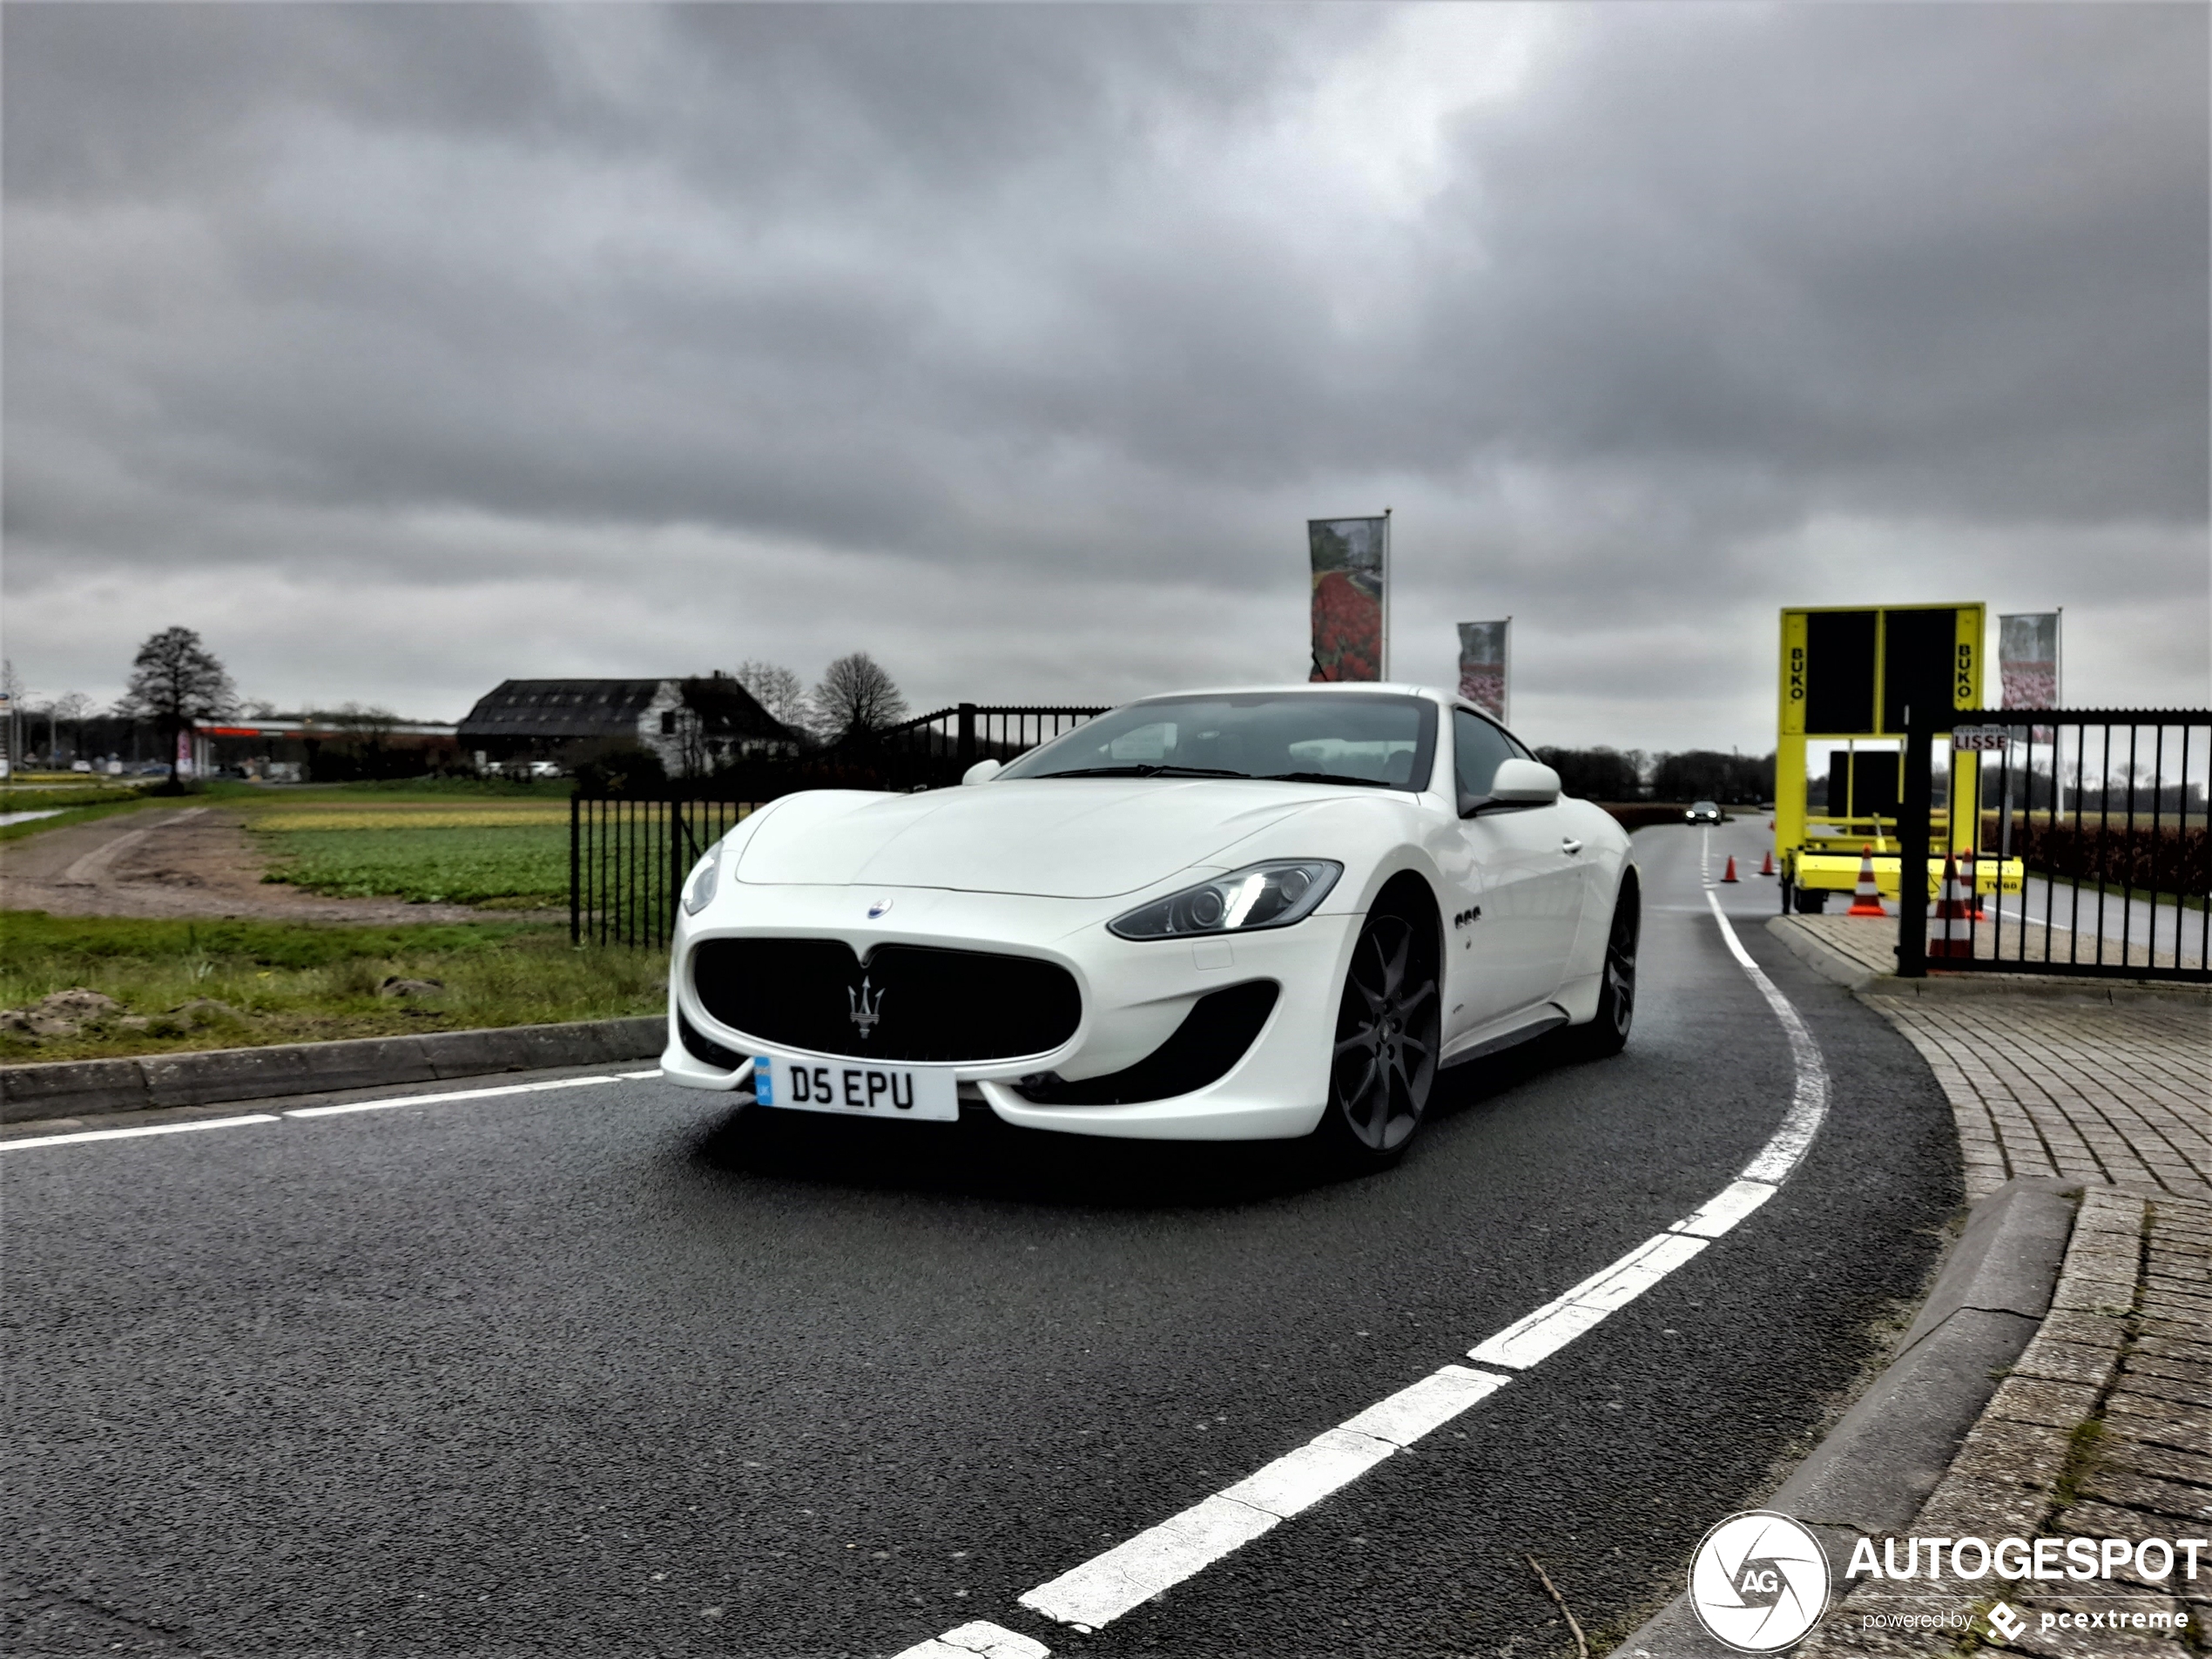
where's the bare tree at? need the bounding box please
[51,691,92,765]
[118,627,238,784]
[732,660,813,736]
[811,652,908,742]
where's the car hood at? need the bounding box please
[733,779,1367,900]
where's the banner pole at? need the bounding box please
[1380,508,1392,682]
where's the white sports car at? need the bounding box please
[661,684,1637,1166]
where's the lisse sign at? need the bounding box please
[1844,1533,2207,1583]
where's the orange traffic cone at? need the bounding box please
[1846,845,1887,916]
[1758,850,1776,877]
[1929,853,1974,958]
[1721,855,1740,884]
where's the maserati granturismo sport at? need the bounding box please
[662,684,1637,1166]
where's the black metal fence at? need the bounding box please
[570,704,1107,948]
[1897,708,2209,981]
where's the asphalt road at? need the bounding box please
[3,816,1961,1659]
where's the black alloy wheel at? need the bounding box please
[1324,903,1441,1166]
[1570,875,1639,1058]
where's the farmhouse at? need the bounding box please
[458,676,798,773]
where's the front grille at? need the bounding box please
[690,938,1082,1063]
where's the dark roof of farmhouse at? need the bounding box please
[456,678,790,743]
[458,679,663,740]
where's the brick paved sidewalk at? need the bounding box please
[1878,1001,2209,1204]
[1775,929,2211,1656]
[1800,1189,2209,1656]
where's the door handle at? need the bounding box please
[1561,838,1583,855]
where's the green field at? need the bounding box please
[252,819,571,907]
[214,779,574,907]
[0,913,663,1062]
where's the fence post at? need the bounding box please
[1897,713,1932,978]
[956,703,976,769]
[570,792,582,946]
[666,798,686,952]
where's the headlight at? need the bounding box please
[1108,860,1342,941]
[680,843,720,916]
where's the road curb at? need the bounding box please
[0,1016,665,1123]
[1609,1177,2083,1659]
[1764,916,2210,1005]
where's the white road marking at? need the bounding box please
[1,1071,659,1150]
[284,1075,624,1117]
[1707,890,1830,1183]
[1219,1426,1398,1519]
[890,1621,1051,1659]
[1337,1362,1511,1445]
[1020,1494,1281,1632]
[1465,1231,1722,1371]
[941,877,1834,1654]
[0,1114,280,1151]
[1672,1178,1778,1239]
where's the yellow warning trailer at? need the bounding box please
[1776,603,2023,910]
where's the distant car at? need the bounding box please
[1684,800,1723,825]
[524,760,563,779]
[663,683,1641,1169]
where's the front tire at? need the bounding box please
[1318,899,1440,1168]
[1568,873,1638,1058]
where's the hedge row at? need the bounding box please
[1993,817,2210,897]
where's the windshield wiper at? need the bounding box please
[1034,765,1251,779]
[1258,771,1397,788]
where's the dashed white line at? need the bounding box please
[894,1622,1050,1659]
[0,1113,281,1151]
[900,883,1832,1656]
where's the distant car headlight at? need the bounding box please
[1108,860,1342,941]
[680,843,720,916]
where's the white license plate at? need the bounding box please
[751,1053,960,1123]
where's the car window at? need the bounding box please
[1453,709,1520,800]
[999,693,1438,789]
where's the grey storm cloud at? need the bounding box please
[4,3,2206,743]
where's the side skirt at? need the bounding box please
[1440,1007,1568,1069]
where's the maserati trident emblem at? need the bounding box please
[867,896,893,920]
[848,976,886,1038]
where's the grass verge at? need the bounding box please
[0,911,663,1062]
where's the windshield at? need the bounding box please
[997,692,1438,789]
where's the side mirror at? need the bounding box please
[1489,758,1561,806]
[1463,759,1561,815]
[961,759,1003,786]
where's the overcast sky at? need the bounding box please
[6,3,2207,751]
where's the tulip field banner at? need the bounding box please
[1308,516,1388,682]
[1998,611,2060,709]
[1458,620,1510,721]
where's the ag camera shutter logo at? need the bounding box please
[1689,1511,1831,1652]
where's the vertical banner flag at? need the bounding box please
[1457,620,1510,721]
[1308,516,1388,682]
[1998,612,2060,709]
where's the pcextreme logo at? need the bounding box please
[1688,1511,1831,1652]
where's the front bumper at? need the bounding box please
[658,883,1361,1141]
